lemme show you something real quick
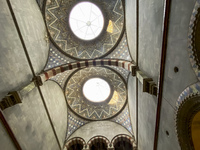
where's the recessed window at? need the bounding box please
[69,2,104,40]
[83,78,111,102]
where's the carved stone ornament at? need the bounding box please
[176,95,200,150]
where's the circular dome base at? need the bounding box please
[83,78,111,102]
[65,67,127,120]
[69,2,104,40]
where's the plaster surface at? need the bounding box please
[125,0,136,62]
[0,120,16,150]
[138,0,164,83]
[163,0,197,108]
[41,80,68,147]
[3,87,60,150]
[0,0,32,100]
[157,99,181,150]
[10,0,49,74]
[68,121,132,143]
[138,81,157,150]
[127,75,137,140]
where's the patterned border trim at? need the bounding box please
[175,81,200,149]
[39,59,135,83]
[176,82,200,110]
[87,136,110,148]
[188,1,200,80]
[65,137,86,149]
[175,94,200,150]
[111,134,135,146]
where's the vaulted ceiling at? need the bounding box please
[0,0,200,150]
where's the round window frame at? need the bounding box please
[81,75,114,105]
[68,1,105,41]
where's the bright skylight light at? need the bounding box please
[83,78,111,102]
[69,2,104,40]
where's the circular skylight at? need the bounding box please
[83,78,111,102]
[69,2,104,40]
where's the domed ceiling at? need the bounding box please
[45,0,124,60]
[65,67,127,120]
[36,0,134,138]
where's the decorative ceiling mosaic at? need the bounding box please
[50,69,78,88]
[111,105,133,135]
[188,1,200,80]
[45,0,124,60]
[66,109,89,138]
[65,67,127,120]
[44,42,76,71]
[107,66,130,82]
[66,104,133,139]
[105,33,131,61]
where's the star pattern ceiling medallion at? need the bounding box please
[45,0,124,60]
[65,67,127,120]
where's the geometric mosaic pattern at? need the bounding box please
[106,33,132,61]
[49,69,77,89]
[188,1,200,80]
[111,105,134,135]
[108,66,130,82]
[176,82,200,110]
[44,42,76,71]
[45,0,124,60]
[65,67,127,120]
[66,109,88,139]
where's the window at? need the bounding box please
[69,2,104,40]
[83,78,111,102]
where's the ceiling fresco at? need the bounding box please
[35,0,134,139]
[44,42,76,71]
[66,104,134,139]
[45,0,124,60]
[65,67,127,120]
[105,33,132,61]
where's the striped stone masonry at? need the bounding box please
[39,59,135,83]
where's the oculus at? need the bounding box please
[69,2,104,40]
[83,78,111,102]
[65,67,127,120]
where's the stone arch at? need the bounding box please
[111,134,135,150]
[39,59,135,82]
[188,1,200,80]
[66,137,86,150]
[87,136,110,149]
[176,94,200,150]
